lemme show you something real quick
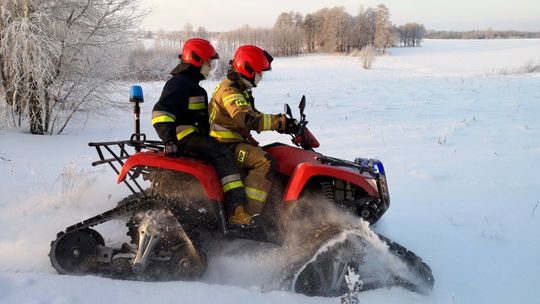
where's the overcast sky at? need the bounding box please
[139,0,540,32]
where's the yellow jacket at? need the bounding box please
[208,78,286,143]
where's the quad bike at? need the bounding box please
[49,86,434,296]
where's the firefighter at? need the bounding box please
[208,45,300,226]
[151,38,247,221]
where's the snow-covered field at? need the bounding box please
[1,39,539,303]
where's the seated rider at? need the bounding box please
[151,38,247,222]
[208,45,300,226]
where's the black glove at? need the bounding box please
[164,141,180,157]
[284,118,301,134]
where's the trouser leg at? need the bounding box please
[180,134,246,215]
[231,143,275,215]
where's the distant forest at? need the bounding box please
[426,30,540,39]
[142,4,426,58]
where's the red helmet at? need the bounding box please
[232,45,273,78]
[181,38,219,67]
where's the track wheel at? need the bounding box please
[49,229,100,274]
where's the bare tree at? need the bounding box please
[0,0,57,133]
[374,4,395,53]
[196,26,208,39]
[303,14,316,53]
[358,7,376,49]
[398,23,426,47]
[183,22,193,39]
[124,41,177,81]
[0,0,145,134]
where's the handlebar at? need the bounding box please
[284,96,320,149]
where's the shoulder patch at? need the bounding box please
[235,99,248,106]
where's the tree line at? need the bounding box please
[217,5,425,57]
[426,30,540,39]
[140,5,426,58]
[129,5,426,81]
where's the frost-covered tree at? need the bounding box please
[374,4,395,53]
[398,23,426,47]
[303,14,316,53]
[273,11,304,56]
[196,26,208,39]
[0,0,145,134]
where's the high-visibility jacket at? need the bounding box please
[152,65,210,143]
[208,77,286,143]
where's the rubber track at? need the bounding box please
[58,196,162,237]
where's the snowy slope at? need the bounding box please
[1,39,540,304]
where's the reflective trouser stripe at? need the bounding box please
[221,174,244,193]
[221,174,242,185]
[223,180,244,193]
[176,126,197,141]
[245,186,268,203]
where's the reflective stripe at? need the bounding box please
[210,123,233,131]
[221,174,242,185]
[151,111,175,125]
[152,110,176,120]
[152,115,175,125]
[210,107,217,122]
[223,94,245,105]
[262,114,272,131]
[223,180,244,193]
[211,84,221,98]
[245,187,268,203]
[209,124,244,140]
[189,96,205,103]
[188,103,206,110]
[209,130,244,140]
[175,125,197,141]
[188,96,206,110]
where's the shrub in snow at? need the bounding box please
[360,45,376,70]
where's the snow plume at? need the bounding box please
[279,195,425,292]
[202,194,427,294]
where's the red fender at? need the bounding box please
[117,152,224,202]
[283,162,378,202]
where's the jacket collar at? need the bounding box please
[170,63,204,82]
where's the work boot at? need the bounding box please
[229,205,253,226]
